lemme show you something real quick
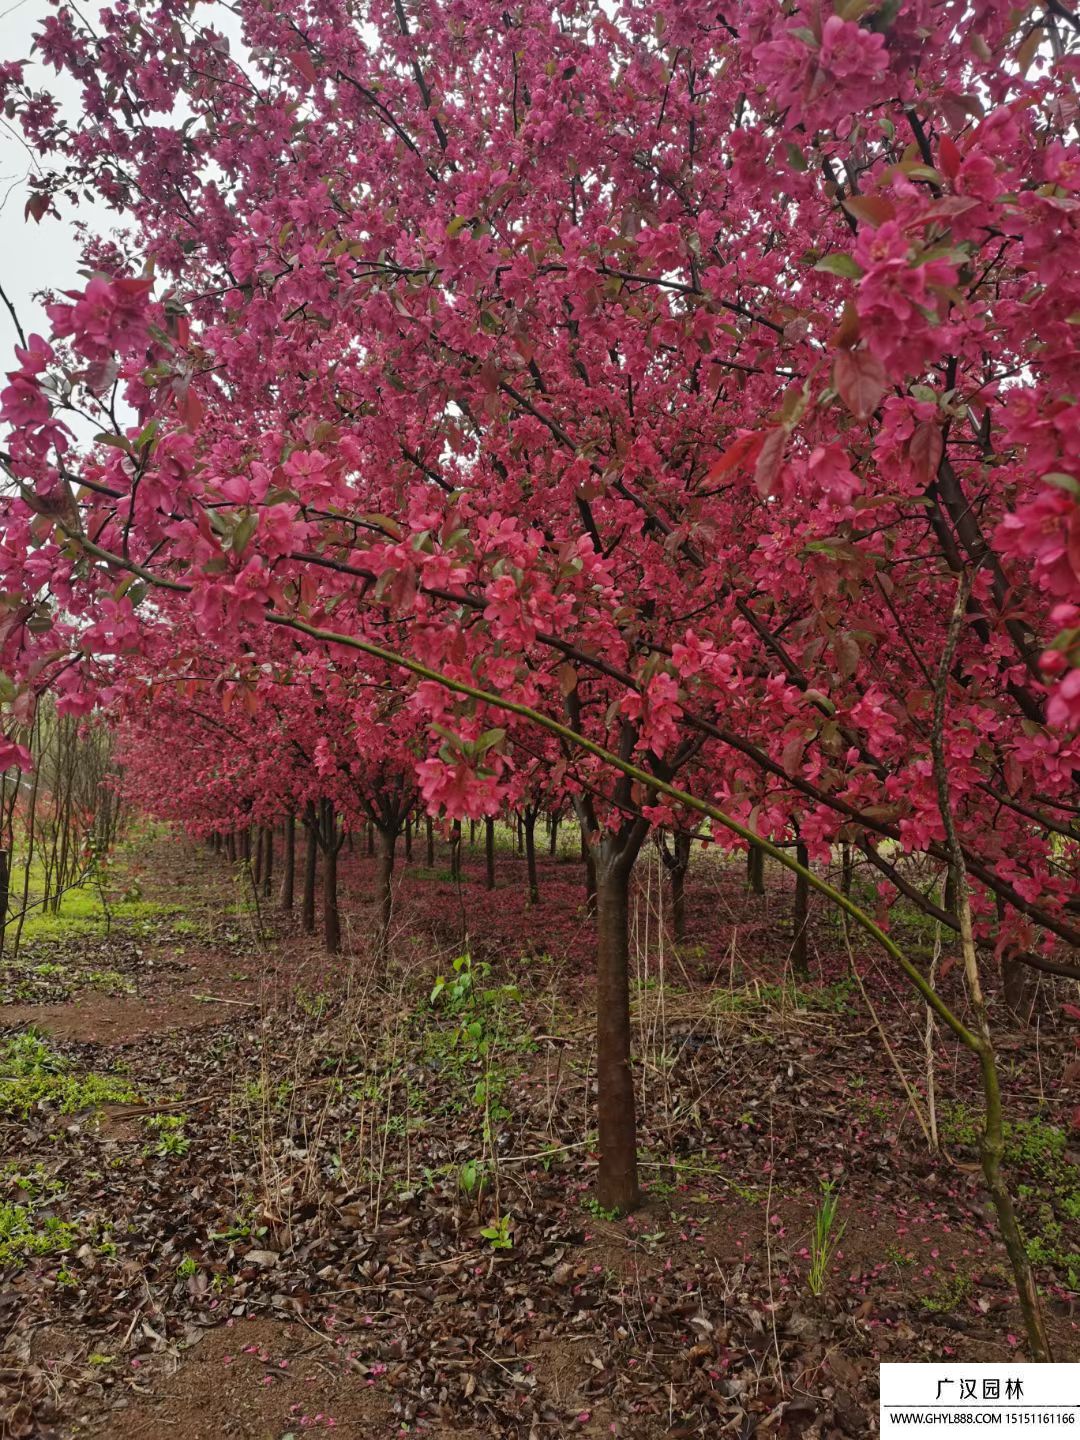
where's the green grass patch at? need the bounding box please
[0,1030,139,1118]
[710,978,855,1015]
[0,1162,74,1269]
[942,1104,1080,1289]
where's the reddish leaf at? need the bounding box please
[179,385,203,431]
[841,194,895,227]
[833,349,887,421]
[909,422,944,483]
[704,430,764,484]
[939,135,962,180]
[290,49,317,85]
[753,427,786,499]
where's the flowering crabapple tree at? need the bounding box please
[0,0,1078,1319]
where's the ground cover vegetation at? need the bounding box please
[0,0,1078,1433]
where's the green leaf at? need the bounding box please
[94,432,132,453]
[231,513,257,557]
[474,727,506,755]
[814,253,862,279]
[133,419,160,452]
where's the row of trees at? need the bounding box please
[1,0,1078,1355]
[0,701,121,954]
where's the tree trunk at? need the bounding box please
[0,849,8,957]
[469,819,476,849]
[374,825,397,960]
[793,839,810,976]
[404,814,412,861]
[581,823,597,915]
[485,816,496,890]
[670,831,691,942]
[253,826,264,888]
[549,813,559,857]
[524,808,539,906]
[302,803,317,935]
[944,863,958,919]
[425,814,435,868]
[594,846,640,1214]
[280,814,295,911]
[746,844,765,895]
[365,821,374,858]
[450,820,462,882]
[841,841,853,897]
[322,799,340,954]
[261,825,273,899]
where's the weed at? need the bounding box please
[144,1113,190,1157]
[711,979,855,1016]
[480,1212,514,1250]
[886,1242,916,1268]
[584,1196,622,1222]
[0,1031,138,1118]
[940,1107,1080,1287]
[296,988,330,1020]
[0,1202,76,1268]
[176,1256,197,1278]
[921,1270,974,1314]
[85,969,135,995]
[458,1159,486,1197]
[807,1180,846,1296]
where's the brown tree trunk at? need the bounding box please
[944,863,958,919]
[793,839,810,977]
[0,848,8,957]
[582,823,597,916]
[549,813,559,857]
[841,841,853,897]
[404,814,412,861]
[374,825,397,960]
[253,826,264,888]
[322,799,340,954]
[280,814,295,911]
[747,845,765,895]
[670,831,691,942]
[425,814,435,868]
[365,821,374,858]
[595,840,641,1214]
[485,816,496,890]
[261,825,273,899]
[450,820,462,882]
[524,808,539,907]
[302,803,317,935]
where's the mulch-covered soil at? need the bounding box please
[1,835,1077,1438]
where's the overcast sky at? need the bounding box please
[0,0,249,369]
[0,0,93,354]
